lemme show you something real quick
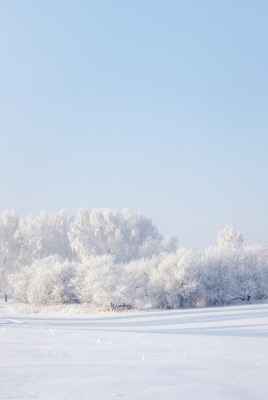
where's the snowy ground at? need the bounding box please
[1,302,268,400]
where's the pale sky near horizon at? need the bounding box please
[0,0,267,247]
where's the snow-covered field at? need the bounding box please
[1,302,268,400]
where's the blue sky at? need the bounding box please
[0,0,267,246]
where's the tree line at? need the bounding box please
[0,209,267,309]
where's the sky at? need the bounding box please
[0,0,267,247]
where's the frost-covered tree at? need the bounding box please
[73,255,135,309]
[217,225,243,250]
[5,209,268,311]
[232,244,268,301]
[200,226,244,305]
[18,210,73,265]
[161,234,179,253]
[201,247,236,306]
[149,249,200,309]
[69,208,176,262]
[126,256,160,308]
[201,241,268,306]
[8,255,76,306]
[0,210,21,294]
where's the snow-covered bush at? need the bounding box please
[149,250,200,309]
[232,245,268,301]
[73,255,135,309]
[201,241,268,306]
[201,247,236,306]
[9,256,76,306]
[7,264,32,303]
[126,255,162,309]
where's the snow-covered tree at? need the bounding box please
[149,249,200,309]
[217,225,243,250]
[73,255,135,309]
[201,247,236,306]
[232,244,268,301]
[201,241,268,306]
[0,210,21,294]
[5,208,268,311]
[8,255,76,306]
[69,208,176,262]
[126,256,159,308]
[17,210,73,265]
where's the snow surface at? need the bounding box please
[1,302,268,400]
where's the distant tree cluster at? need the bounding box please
[1,209,267,310]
